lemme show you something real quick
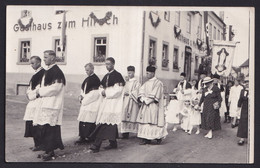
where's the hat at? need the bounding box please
[202,77,214,84]
[180,72,186,77]
[146,65,156,72]
[212,73,220,79]
[127,66,135,72]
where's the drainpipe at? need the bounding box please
[140,11,146,84]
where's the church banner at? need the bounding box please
[211,41,237,77]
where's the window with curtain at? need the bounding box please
[187,13,191,33]
[93,37,107,63]
[162,43,169,69]
[175,11,180,27]
[18,40,31,63]
[173,47,179,70]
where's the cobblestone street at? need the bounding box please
[5,95,248,163]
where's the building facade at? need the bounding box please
[240,59,249,78]
[6,6,225,96]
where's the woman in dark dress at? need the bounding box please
[198,77,222,139]
[237,79,249,145]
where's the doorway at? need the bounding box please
[184,46,192,81]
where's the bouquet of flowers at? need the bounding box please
[213,102,220,110]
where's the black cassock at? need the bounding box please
[237,89,249,138]
[24,68,45,148]
[41,65,66,153]
[89,70,125,148]
[78,73,100,139]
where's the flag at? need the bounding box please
[211,41,237,77]
[203,11,210,56]
[61,12,66,52]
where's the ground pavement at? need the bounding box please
[5,95,249,163]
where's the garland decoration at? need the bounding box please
[149,12,161,28]
[196,38,203,49]
[89,11,112,26]
[18,17,33,30]
[174,25,181,38]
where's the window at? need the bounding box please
[162,42,169,69]
[164,11,170,22]
[175,11,180,27]
[93,37,107,63]
[18,39,31,63]
[217,30,220,40]
[173,47,179,70]
[209,23,212,40]
[213,26,216,40]
[53,37,66,63]
[148,38,157,65]
[187,14,191,33]
[221,33,223,40]
[197,14,202,39]
[194,56,199,73]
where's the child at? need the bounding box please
[180,100,191,133]
[189,96,201,134]
[188,79,201,134]
[190,79,198,98]
[165,93,180,132]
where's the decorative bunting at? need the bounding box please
[174,25,181,38]
[149,12,161,28]
[89,11,112,26]
[18,10,33,29]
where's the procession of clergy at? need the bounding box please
[23,50,248,161]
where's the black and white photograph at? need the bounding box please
[5,6,255,163]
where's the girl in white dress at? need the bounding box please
[180,100,191,133]
[189,96,201,134]
[188,79,201,134]
[165,93,180,131]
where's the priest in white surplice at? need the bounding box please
[23,56,45,151]
[33,50,66,161]
[89,57,125,153]
[121,66,141,139]
[76,63,101,144]
[136,65,168,145]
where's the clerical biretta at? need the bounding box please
[136,65,168,145]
